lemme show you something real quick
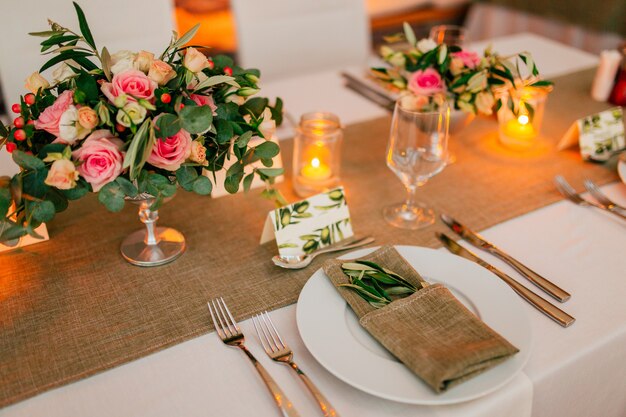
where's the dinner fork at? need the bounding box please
[207,298,300,417]
[554,175,626,221]
[583,179,626,212]
[253,312,339,417]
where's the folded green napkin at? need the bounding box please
[323,245,519,393]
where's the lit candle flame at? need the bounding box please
[311,157,321,168]
[518,114,529,125]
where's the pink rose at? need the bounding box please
[190,94,217,115]
[450,51,480,69]
[34,90,74,136]
[101,69,157,105]
[147,122,192,171]
[408,68,446,96]
[73,130,125,192]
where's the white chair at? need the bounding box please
[231,0,371,81]
[0,0,176,175]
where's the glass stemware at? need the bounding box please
[384,100,450,230]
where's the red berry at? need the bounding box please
[178,103,185,111]
[13,117,25,128]
[207,59,215,70]
[11,103,21,113]
[14,129,26,141]
[5,142,16,153]
[24,93,36,106]
[160,93,172,104]
[27,120,35,125]
[224,66,233,76]
[115,123,126,132]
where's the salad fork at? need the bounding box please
[207,298,300,417]
[583,179,626,212]
[554,176,626,221]
[253,312,339,417]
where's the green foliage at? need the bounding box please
[98,182,126,212]
[180,105,213,134]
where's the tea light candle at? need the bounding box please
[503,114,537,141]
[301,157,331,180]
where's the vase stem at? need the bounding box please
[139,201,160,246]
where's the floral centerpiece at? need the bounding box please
[371,23,553,117]
[0,2,284,243]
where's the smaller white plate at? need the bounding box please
[296,245,532,405]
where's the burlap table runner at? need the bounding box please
[323,246,519,393]
[0,68,619,407]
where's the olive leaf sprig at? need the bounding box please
[339,260,427,308]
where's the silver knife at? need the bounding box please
[437,233,575,327]
[441,214,571,302]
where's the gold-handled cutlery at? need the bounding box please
[440,214,570,302]
[554,175,626,221]
[583,179,626,213]
[207,298,300,417]
[437,233,576,327]
[253,312,339,417]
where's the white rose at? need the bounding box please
[59,105,90,144]
[24,72,50,94]
[183,47,208,73]
[116,102,147,127]
[416,38,437,53]
[44,159,78,190]
[52,63,76,83]
[134,50,154,73]
[110,50,137,74]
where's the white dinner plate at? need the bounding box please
[296,245,532,405]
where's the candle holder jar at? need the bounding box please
[496,86,550,150]
[293,112,342,197]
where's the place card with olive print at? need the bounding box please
[558,107,625,161]
[260,186,354,257]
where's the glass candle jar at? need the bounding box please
[496,86,550,150]
[293,112,342,197]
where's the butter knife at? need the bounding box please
[437,233,575,327]
[441,214,571,302]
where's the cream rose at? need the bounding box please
[58,105,90,144]
[44,159,79,190]
[134,50,154,73]
[77,106,99,130]
[25,72,50,94]
[183,47,208,72]
[52,63,75,83]
[148,60,177,85]
[450,58,465,76]
[116,102,147,127]
[189,140,208,166]
[475,91,495,115]
[110,50,137,74]
[416,38,437,53]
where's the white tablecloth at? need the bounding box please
[3,34,625,417]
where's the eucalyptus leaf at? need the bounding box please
[192,175,212,195]
[253,141,279,159]
[180,105,213,134]
[98,181,125,212]
[30,200,55,222]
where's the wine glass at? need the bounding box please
[429,24,468,48]
[384,100,450,230]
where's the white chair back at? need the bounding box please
[0,0,175,175]
[231,0,371,80]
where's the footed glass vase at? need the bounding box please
[120,193,185,267]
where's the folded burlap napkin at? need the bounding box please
[323,245,519,393]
